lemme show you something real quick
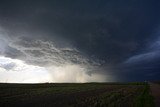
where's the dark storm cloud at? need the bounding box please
[1,0,159,62]
[8,37,99,67]
[119,28,160,81]
[0,0,160,81]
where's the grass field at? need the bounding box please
[0,83,154,107]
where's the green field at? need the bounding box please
[0,83,154,107]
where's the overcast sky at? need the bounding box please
[0,0,160,83]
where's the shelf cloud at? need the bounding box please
[0,0,160,82]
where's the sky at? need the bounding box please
[0,0,160,83]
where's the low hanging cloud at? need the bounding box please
[8,36,98,66]
[0,32,110,83]
[0,55,107,83]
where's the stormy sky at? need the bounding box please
[0,0,160,83]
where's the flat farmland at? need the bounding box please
[0,83,154,107]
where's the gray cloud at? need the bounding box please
[7,36,101,67]
[124,28,160,65]
[0,34,110,82]
[0,0,160,82]
[0,62,16,71]
[124,51,160,65]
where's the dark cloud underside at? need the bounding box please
[0,0,160,82]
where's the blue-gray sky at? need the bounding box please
[0,0,160,82]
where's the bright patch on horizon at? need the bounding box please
[0,56,51,83]
[0,56,107,83]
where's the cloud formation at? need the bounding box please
[0,31,109,83]
[0,56,51,83]
[0,0,160,82]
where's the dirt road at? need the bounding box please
[149,82,160,107]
